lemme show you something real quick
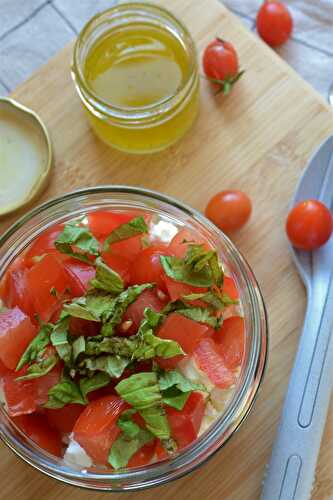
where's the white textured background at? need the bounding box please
[0,0,332,99]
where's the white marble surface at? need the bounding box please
[0,0,332,100]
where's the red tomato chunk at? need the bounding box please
[101,252,131,286]
[3,268,35,317]
[88,211,136,239]
[129,245,170,291]
[158,313,210,355]
[46,404,85,434]
[194,338,236,389]
[166,392,205,449]
[168,228,211,258]
[3,369,36,416]
[214,317,245,369]
[13,414,62,457]
[223,276,239,301]
[3,363,62,416]
[24,224,64,267]
[121,288,167,336]
[0,307,37,370]
[26,254,72,321]
[163,275,207,303]
[63,259,95,296]
[73,395,128,465]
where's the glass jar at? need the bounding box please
[72,3,200,154]
[0,186,268,491]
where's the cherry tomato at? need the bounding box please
[203,38,243,95]
[256,1,293,47]
[286,199,333,250]
[205,190,252,233]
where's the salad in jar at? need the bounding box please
[0,209,245,470]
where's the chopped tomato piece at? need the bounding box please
[0,307,37,370]
[3,359,61,416]
[46,404,85,433]
[73,395,128,465]
[108,235,144,262]
[101,252,131,286]
[128,439,156,468]
[24,224,64,267]
[121,289,167,336]
[2,268,35,318]
[214,317,245,369]
[34,360,62,406]
[166,392,205,449]
[163,275,207,303]
[63,259,95,296]
[69,317,101,337]
[88,211,136,239]
[168,228,211,258]
[129,245,170,291]
[0,358,9,377]
[158,313,210,355]
[194,338,236,389]
[26,254,72,321]
[13,414,62,457]
[223,276,239,301]
[3,368,36,416]
[155,440,168,460]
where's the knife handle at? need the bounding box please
[261,274,333,500]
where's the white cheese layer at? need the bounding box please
[63,439,93,469]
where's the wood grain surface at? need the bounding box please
[1,0,333,498]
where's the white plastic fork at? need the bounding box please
[261,135,333,500]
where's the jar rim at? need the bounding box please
[0,186,268,491]
[72,2,199,123]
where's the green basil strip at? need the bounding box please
[16,323,52,371]
[103,216,148,251]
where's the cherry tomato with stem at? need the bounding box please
[256,1,293,47]
[202,38,244,95]
[286,199,333,250]
[205,190,252,233]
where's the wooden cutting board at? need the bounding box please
[1,0,333,498]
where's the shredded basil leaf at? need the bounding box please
[115,372,171,440]
[108,428,154,470]
[79,372,111,400]
[161,387,190,410]
[16,324,52,371]
[103,216,148,251]
[55,221,99,263]
[51,318,72,363]
[44,375,86,408]
[89,257,124,294]
[117,409,140,438]
[83,355,130,378]
[158,369,207,394]
[16,354,58,381]
[101,284,153,336]
[72,336,86,361]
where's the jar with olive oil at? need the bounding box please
[72,3,199,154]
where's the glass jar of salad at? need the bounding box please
[0,187,268,491]
[72,3,199,154]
